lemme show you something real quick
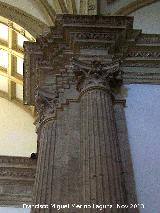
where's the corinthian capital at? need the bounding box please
[72,58,120,92]
[34,87,59,128]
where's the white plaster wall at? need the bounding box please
[0,97,37,157]
[125,84,160,213]
[131,1,160,34]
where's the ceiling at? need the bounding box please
[0,0,158,26]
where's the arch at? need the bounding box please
[0,15,37,156]
[114,0,158,15]
[0,1,48,37]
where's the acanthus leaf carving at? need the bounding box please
[72,58,120,92]
[34,87,59,127]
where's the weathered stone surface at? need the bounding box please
[22,15,153,213]
[114,96,139,213]
[31,102,81,212]
[0,156,36,207]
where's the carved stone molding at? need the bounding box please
[0,156,36,181]
[0,156,36,206]
[23,14,160,143]
[127,50,160,58]
[34,87,59,126]
[55,14,133,28]
[0,156,36,166]
[24,15,160,108]
[24,15,134,105]
[136,34,160,44]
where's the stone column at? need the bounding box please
[73,59,127,212]
[31,88,58,213]
[32,121,57,213]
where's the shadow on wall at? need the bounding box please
[0,97,37,157]
[125,84,160,213]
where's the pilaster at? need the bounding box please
[114,94,139,213]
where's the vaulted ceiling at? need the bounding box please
[0,0,158,27]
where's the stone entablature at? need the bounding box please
[24,15,134,106]
[0,156,36,206]
[24,15,160,107]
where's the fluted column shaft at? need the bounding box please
[80,86,127,212]
[114,99,139,213]
[72,59,128,212]
[31,121,57,213]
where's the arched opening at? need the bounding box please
[0,16,37,157]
